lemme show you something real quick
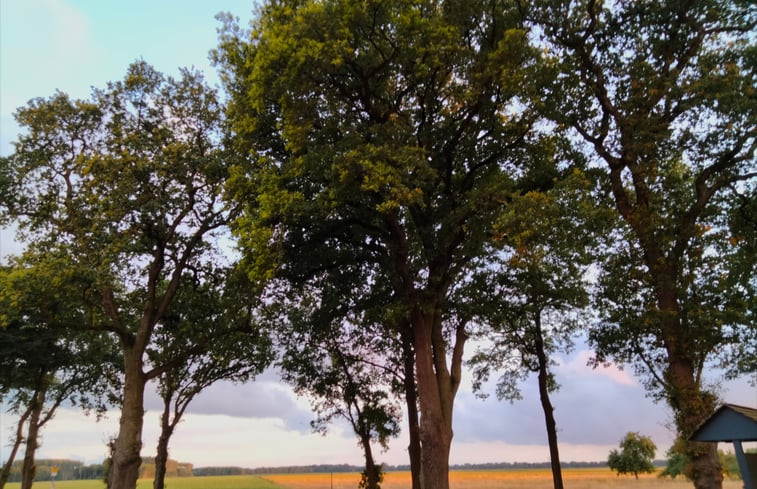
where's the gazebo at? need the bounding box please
[689,404,757,489]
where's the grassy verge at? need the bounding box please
[4,475,284,489]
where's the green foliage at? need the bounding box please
[359,466,385,489]
[1,60,258,489]
[719,449,753,480]
[468,168,610,401]
[608,432,657,479]
[660,441,689,480]
[528,1,755,484]
[216,1,550,485]
[0,255,122,414]
[151,267,274,403]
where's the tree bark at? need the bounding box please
[153,396,177,489]
[400,329,423,489]
[655,275,722,489]
[666,355,722,489]
[412,312,455,489]
[20,386,46,489]
[107,348,146,489]
[0,402,34,489]
[358,431,382,489]
[533,315,564,489]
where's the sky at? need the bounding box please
[1,0,755,471]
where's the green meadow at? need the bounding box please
[4,475,284,489]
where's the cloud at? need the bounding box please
[562,350,636,386]
[143,369,316,434]
[450,348,674,451]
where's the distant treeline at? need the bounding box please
[10,457,668,480]
[230,460,636,475]
[193,466,258,476]
[4,457,193,481]
[2,459,106,482]
[139,457,193,478]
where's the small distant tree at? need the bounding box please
[608,432,657,479]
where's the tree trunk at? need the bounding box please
[653,280,722,489]
[533,316,564,489]
[153,396,176,489]
[358,432,382,489]
[666,355,722,489]
[0,402,34,489]
[401,329,423,489]
[412,312,455,489]
[108,349,146,489]
[20,386,46,489]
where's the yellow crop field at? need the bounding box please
[5,470,744,489]
[262,469,744,489]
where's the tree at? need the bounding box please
[523,2,756,488]
[1,61,243,489]
[149,269,272,489]
[608,432,657,479]
[215,2,544,487]
[468,168,606,489]
[275,289,402,489]
[0,255,121,489]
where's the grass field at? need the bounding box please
[4,470,745,489]
[3,475,282,489]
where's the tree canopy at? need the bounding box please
[523,1,756,487]
[608,432,658,479]
[0,3,753,489]
[0,61,261,489]
[214,1,554,487]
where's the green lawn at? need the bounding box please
[4,475,285,489]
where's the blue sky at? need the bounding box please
[1,0,755,470]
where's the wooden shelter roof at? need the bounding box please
[689,404,757,442]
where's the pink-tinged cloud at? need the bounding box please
[564,350,636,386]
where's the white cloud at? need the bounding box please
[143,370,316,434]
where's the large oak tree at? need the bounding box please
[215,1,546,487]
[522,2,756,488]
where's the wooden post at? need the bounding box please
[733,441,755,489]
